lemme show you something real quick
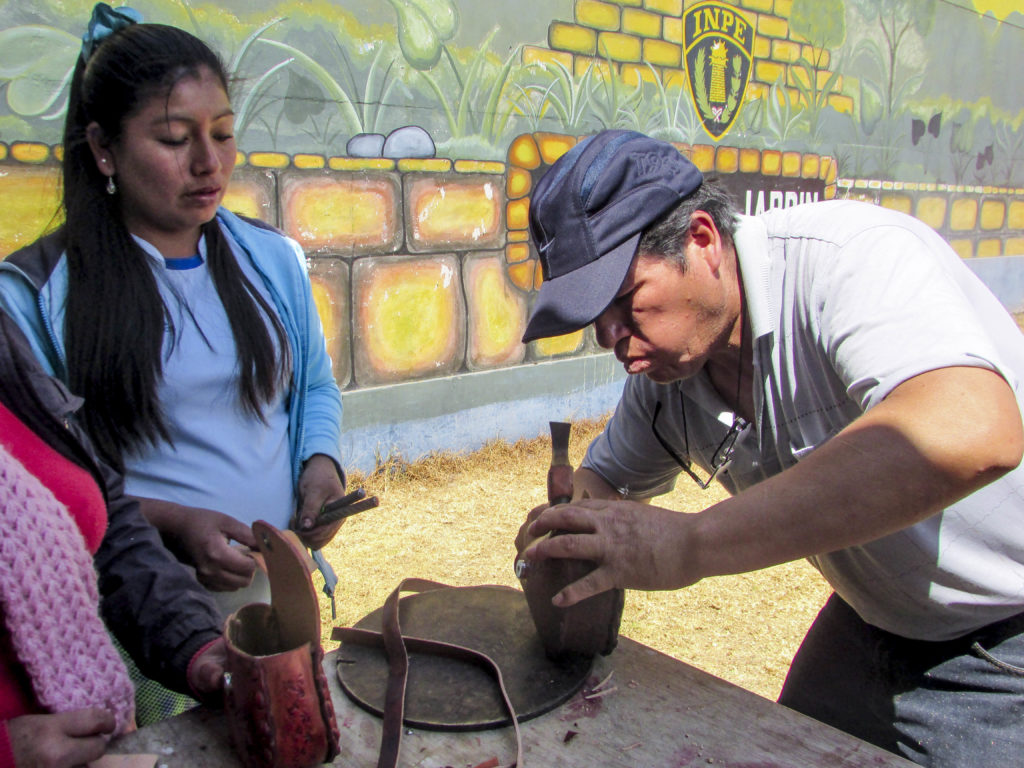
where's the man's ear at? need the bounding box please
[85,122,115,178]
[688,210,723,271]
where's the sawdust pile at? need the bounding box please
[318,416,832,702]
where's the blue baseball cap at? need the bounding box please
[522,130,704,343]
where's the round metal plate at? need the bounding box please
[335,585,593,731]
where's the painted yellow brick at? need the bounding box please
[623,8,662,37]
[507,198,531,230]
[916,197,948,229]
[10,143,49,164]
[772,39,801,63]
[577,0,622,31]
[754,59,786,84]
[821,156,837,186]
[576,57,615,79]
[762,149,782,176]
[537,132,579,165]
[550,23,598,55]
[747,81,769,100]
[408,177,503,251]
[757,13,790,39]
[282,176,400,253]
[715,146,740,174]
[293,154,325,170]
[739,147,761,173]
[950,198,978,231]
[739,0,775,12]
[775,0,794,16]
[980,199,1007,230]
[828,93,854,114]
[398,158,452,172]
[598,31,642,61]
[664,15,683,44]
[507,260,535,291]
[328,157,395,171]
[1008,200,1024,228]
[801,45,830,69]
[753,35,772,59]
[977,238,1003,257]
[0,168,60,258]
[1005,236,1024,255]
[506,166,532,199]
[523,45,574,69]
[454,160,504,174]
[466,256,527,370]
[643,38,681,67]
[353,255,462,384]
[605,0,642,6]
[664,68,687,88]
[509,134,542,170]
[801,153,820,179]
[508,229,530,243]
[533,329,584,357]
[781,151,802,177]
[645,0,682,15]
[505,242,531,264]
[248,152,289,169]
[880,194,913,215]
[948,239,974,258]
[690,144,716,172]
[621,63,658,86]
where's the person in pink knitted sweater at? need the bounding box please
[0,309,226,764]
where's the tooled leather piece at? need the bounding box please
[332,578,523,768]
[223,521,341,768]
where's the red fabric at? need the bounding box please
[0,721,15,768]
[0,401,109,723]
[0,402,106,552]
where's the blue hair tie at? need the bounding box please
[81,3,142,62]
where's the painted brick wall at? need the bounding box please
[0,137,1020,396]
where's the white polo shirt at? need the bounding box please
[583,199,1024,640]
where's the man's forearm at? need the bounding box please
[690,365,1023,581]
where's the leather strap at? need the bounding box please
[333,578,522,768]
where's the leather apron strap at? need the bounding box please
[333,578,522,768]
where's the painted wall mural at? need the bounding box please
[0,0,1022,461]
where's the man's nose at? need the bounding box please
[594,307,629,349]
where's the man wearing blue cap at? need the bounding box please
[516,129,1024,767]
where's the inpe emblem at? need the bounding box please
[683,1,755,141]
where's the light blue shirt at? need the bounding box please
[125,235,294,529]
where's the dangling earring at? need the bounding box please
[105,175,116,195]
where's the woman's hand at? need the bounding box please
[136,498,258,591]
[7,710,115,768]
[293,454,346,550]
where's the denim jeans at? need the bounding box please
[777,593,1024,767]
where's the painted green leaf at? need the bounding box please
[0,25,78,116]
[387,0,441,70]
[405,0,459,42]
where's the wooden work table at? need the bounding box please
[110,635,916,767]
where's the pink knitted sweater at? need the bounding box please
[0,442,135,735]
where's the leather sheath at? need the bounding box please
[518,547,625,660]
[517,431,625,661]
[223,521,341,768]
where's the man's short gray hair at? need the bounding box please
[638,175,739,270]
